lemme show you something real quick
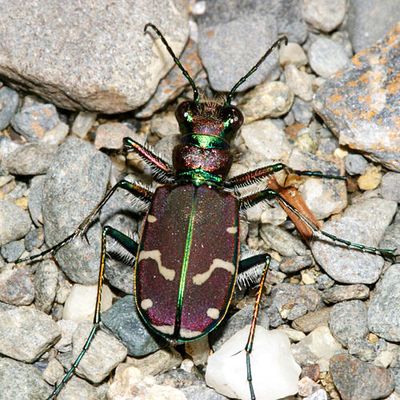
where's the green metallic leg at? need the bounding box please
[16,180,150,264]
[240,189,396,260]
[47,226,138,399]
[225,162,345,189]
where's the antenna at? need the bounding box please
[145,23,200,104]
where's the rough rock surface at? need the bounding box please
[0,0,188,113]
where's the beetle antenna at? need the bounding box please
[225,36,288,106]
[145,23,200,104]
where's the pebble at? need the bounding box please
[322,284,370,304]
[311,197,397,284]
[0,265,34,305]
[0,357,52,400]
[381,172,400,202]
[298,375,322,396]
[291,326,343,371]
[0,86,19,130]
[304,389,329,400]
[329,300,368,347]
[71,111,97,139]
[0,2,189,113]
[0,306,60,362]
[43,358,64,385]
[0,199,31,245]
[198,14,279,92]
[284,64,314,101]
[150,112,180,138]
[357,165,382,190]
[347,337,376,362]
[279,42,308,67]
[380,214,400,258]
[42,122,69,146]
[279,254,313,273]
[24,226,44,252]
[0,239,25,262]
[42,137,111,284]
[28,175,45,226]
[34,259,59,313]
[302,0,347,33]
[330,354,394,400]
[368,264,400,342]
[316,274,335,290]
[63,283,113,322]
[101,295,163,357]
[181,385,229,400]
[206,326,301,400]
[291,98,314,124]
[346,0,400,52]
[239,81,294,123]
[240,119,292,164]
[292,307,331,334]
[94,122,139,150]
[11,102,60,141]
[277,325,306,342]
[345,154,369,176]
[72,322,127,383]
[314,24,400,171]
[4,143,57,175]
[266,283,322,327]
[308,37,350,79]
[54,319,78,353]
[57,376,100,400]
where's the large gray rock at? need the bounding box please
[0,0,188,113]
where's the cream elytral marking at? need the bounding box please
[138,250,176,281]
[179,328,203,339]
[141,299,153,310]
[207,308,220,320]
[147,214,157,223]
[192,259,235,286]
[154,325,175,335]
[226,226,237,234]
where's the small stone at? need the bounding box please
[381,172,400,202]
[240,81,294,123]
[28,175,45,226]
[43,358,64,385]
[241,119,292,164]
[181,385,229,400]
[279,42,308,67]
[101,295,163,357]
[311,197,397,284]
[0,239,25,262]
[0,86,19,130]
[108,364,186,400]
[316,274,335,290]
[42,122,69,146]
[0,357,52,400]
[345,154,369,176]
[292,98,314,124]
[329,300,368,347]
[94,122,139,150]
[291,326,343,371]
[304,389,329,400]
[330,354,394,400]
[0,306,60,362]
[357,165,382,190]
[24,226,44,252]
[277,325,306,342]
[0,199,31,245]
[57,376,99,400]
[63,283,113,321]
[72,322,127,383]
[279,255,313,273]
[347,337,376,362]
[0,265,35,305]
[309,38,350,79]
[302,0,347,33]
[127,348,182,377]
[284,64,314,101]
[71,111,97,139]
[369,264,400,342]
[4,143,57,175]
[206,326,301,400]
[54,319,78,353]
[322,284,370,304]
[34,259,59,313]
[301,270,316,285]
[150,112,180,138]
[11,102,60,141]
[298,375,321,397]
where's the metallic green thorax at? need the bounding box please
[177,169,223,187]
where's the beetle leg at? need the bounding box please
[16,180,151,263]
[224,162,345,189]
[123,137,176,183]
[237,253,267,290]
[46,225,136,399]
[239,188,396,260]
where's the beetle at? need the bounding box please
[19,24,396,400]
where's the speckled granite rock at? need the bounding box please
[314,23,400,172]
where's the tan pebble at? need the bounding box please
[357,166,382,190]
[15,197,28,209]
[368,332,379,343]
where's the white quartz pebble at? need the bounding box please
[206,325,301,400]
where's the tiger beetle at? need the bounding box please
[18,23,396,400]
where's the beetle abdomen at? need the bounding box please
[135,184,239,342]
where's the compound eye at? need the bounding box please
[175,101,197,125]
[220,106,244,131]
